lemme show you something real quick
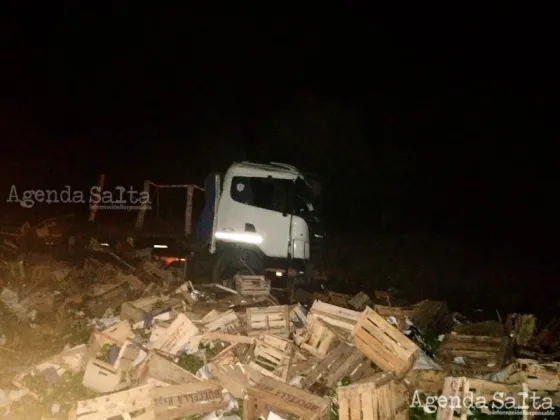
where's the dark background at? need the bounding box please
[1,8,558,311]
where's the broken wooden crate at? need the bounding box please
[374,299,453,334]
[69,384,154,420]
[352,306,420,376]
[235,274,271,296]
[245,376,329,420]
[349,291,371,311]
[248,334,293,382]
[301,341,377,394]
[203,309,241,334]
[152,380,226,419]
[309,300,362,332]
[70,380,226,420]
[82,338,140,393]
[135,351,201,385]
[246,305,290,337]
[435,376,536,420]
[504,359,560,395]
[120,295,182,324]
[294,316,338,358]
[151,313,199,356]
[337,372,409,420]
[82,320,140,393]
[436,331,512,374]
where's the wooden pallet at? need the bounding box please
[352,306,419,376]
[248,334,293,382]
[294,316,338,358]
[309,300,362,332]
[436,333,512,374]
[349,292,371,311]
[338,372,408,420]
[301,341,376,393]
[246,305,290,337]
[235,274,271,296]
[245,376,329,420]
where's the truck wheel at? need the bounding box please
[212,250,264,288]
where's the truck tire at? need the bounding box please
[212,249,264,288]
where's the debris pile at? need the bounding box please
[1,250,559,419]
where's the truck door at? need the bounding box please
[216,175,293,259]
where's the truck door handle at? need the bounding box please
[245,223,256,233]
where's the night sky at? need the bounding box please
[1,9,557,251]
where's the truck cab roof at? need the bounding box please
[227,161,303,179]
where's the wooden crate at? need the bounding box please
[235,275,271,296]
[436,333,512,374]
[86,320,133,360]
[504,359,560,394]
[309,300,362,332]
[71,380,226,420]
[203,309,241,334]
[120,295,181,324]
[295,316,338,358]
[326,291,353,307]
[248,334,293,382]
[152,380,226,418]
[69,384,155,420]
[301,341,376,393]
[246,305,290,338]
[82,338,140,393]
[135,351,200,385]
[352,306,419,376]
[210,342,252,365]
[349,292,370,311]
[208,363,251,398]
[338,372,409,420]
[435,376,535,420]
[374,300,454,334]
[151,313,200,356]
[245,376,329,420]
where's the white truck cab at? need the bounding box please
[207,161,323,283]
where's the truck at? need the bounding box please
[118,161,325,286]
[199,161,324,285]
